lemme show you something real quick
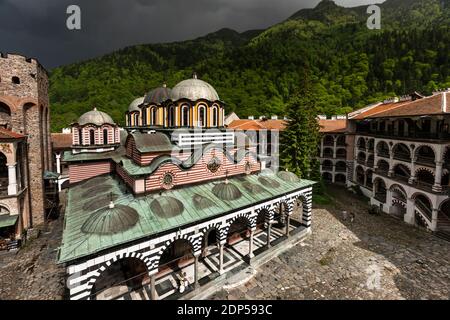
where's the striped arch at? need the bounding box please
[255,204,275,223]
[199,222,223,245]
[294,193,312,228]
[274,198,295,216]
[153,233,198,271]
[85,251,150,298]
[224,212,254,238]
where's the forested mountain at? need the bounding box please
[49,0,450,131]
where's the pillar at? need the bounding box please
[320,138,324,158]
[248,229,255,259]
[194,254,199,289]
[219,243,224,275]
[333,136,337,158]
[404,197,415,225]
[56,153,62,174]
[386,189,393,214]
[431,208,439,231]
[150,273,156,300]
[7,163,18,196]
[285,215,290,237]
[266,222,272,248]
[433,161,443,192]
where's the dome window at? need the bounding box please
[198,105,206,128]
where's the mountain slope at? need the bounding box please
[49,0,450,131]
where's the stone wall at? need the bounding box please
[0,53,51,227]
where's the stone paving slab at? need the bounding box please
[210,186,450,300]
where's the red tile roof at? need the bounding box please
[228,119,287,131]
[319,119,347,133]
[351,92,449,120]
[0,127,25,140]
[51,133,72,150]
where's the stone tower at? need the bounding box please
[0,53,51,228]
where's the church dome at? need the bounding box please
[258,176,280,189]
[78,108,115,126]
[212,182,242,201]
[144,84,171,105]
[150,196,184,218]
[171,74,220,102]
[277,171,300,183]
[192,194,216,210]
[128,97,144,112]
[81,203,139,235]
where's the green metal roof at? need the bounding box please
[63,147,126,163]
[58,173,315,264]
[0,215,18,228]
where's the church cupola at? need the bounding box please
[71,107,120,154]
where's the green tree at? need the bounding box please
[280,93,320,179]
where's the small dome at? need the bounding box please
[277,171,300,183]
[171,74,219,102]
[212,182,242,201]
[81,204,139,235]
[242,181,265,194]
[260,168,275,176]
[144,85,171,105]
[128,97,144,112]
[78,108,115,126]
[258,176,280,188]
[192,194,216,210]
[150,196,184,218]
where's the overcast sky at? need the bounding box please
[0,0,385,69]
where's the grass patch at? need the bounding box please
[312,193,333,205]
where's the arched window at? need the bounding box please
[142,108,147,126]
[168,106,175,127]
[103,128,108,145]
[212,106,218,127]
[181,105,189,127]
[198,106,206,127]
[78,128,83,145]
[89,130,95,145]
[151,107,157,125]
[133,113,139,126]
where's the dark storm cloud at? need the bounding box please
[0,0,384,69]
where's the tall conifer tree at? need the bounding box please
[280,91,320,180]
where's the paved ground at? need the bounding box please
[1,187,449,300]
[211,186,450,300]
[0,195,66,300]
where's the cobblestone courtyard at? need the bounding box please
[211,186,450,300]
[0,187,449,300]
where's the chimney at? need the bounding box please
[271,115,278,120]
[248,116,254,120]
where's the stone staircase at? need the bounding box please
[435,210,450,242]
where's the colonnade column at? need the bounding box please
[218,242,224,275]
[150,273,157,300]
[7,163,18,196]
[266,221,272,248]
[194,254,200,289]
[404,197,416,225]
[285,214,290,237]
[56,153,62,174]
[433,161,443,192]
[431,208,439,231]
[248,229,255,260]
